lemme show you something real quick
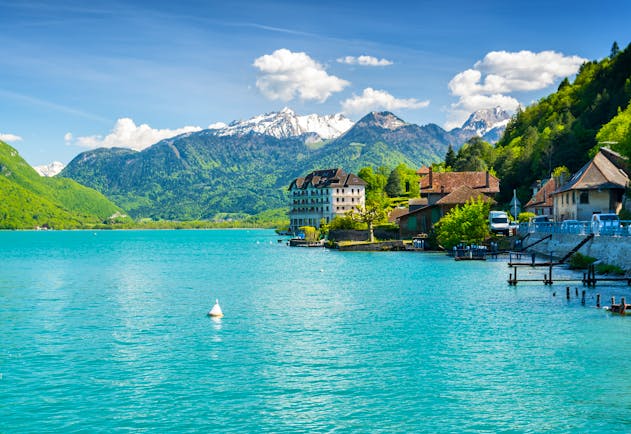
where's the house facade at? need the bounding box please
[398,169,500,238]
[524,178,555,217]
[288,168,366,233]
[552,148,629,221]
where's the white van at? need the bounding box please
[489,211,510,235]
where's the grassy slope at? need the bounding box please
[0,141,123,228]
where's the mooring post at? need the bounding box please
[575,287,578,297]
[514,266,517,283]
[621,297,626,314]
[548,263,553,285]
[612,296,616,310]
[583,272,586,286]
[581,290,585,305]
[596,293,601,308]
[566,286,570,300]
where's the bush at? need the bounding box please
[568,252,597,269]
[595,263,626,275]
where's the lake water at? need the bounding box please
[2,229,631,432]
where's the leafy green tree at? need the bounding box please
[434,197,491,249]
[299,226,320,242]
[452,137,496,172]
[517,211,535,223]
[595,100,631,158]
[358,166,389,202]
[385,163,420,197]
[349,199,387,242]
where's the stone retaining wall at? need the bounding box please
[523,231,631,273]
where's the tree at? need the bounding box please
[434,197,491,249]
[358,166,388,202]
[611,41,620,58]
[452,137,496,172]
[385,163,420,197]
[349,199,387,242]
[445,144,456,168]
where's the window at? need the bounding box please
[579,191,589,204]
[572,191,576,204]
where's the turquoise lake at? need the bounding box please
[2,229,631,432]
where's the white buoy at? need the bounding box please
[208,299,224,318]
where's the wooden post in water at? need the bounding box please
[581,290,585,305]
[611,296,616,311]
[583,272,586,286]
[596,293,601,308]
[566,286,570,300]
[575,287,579,297]
[621,297,626,314]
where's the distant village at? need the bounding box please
[288,147,631,241]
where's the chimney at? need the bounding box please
[485,170,490,188]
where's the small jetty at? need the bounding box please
[452,244,487,261]
[288,238,325,247]
[508,263,631,287]
[607,296,631,314]
[208,299,224,318]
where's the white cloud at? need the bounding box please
[0,133,23,142]
[446,50,586,128]
[64,132,73,142]
[70,118,202,151]
[337,55,393,66]
[253,48,349,102]
[341,88,429,115]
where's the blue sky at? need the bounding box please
[1,0,630,166]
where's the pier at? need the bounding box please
[508,263,631,287]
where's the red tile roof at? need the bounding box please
[435,185,496,205]
[420,170,499,194]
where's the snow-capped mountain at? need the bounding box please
[34,161,65,177]
[209,107,354,140]
[460,106,511,137]
[447,106,512,144]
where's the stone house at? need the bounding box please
[552,148,629,221]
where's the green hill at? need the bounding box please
[0,140,124,229]
[495,42,631,203]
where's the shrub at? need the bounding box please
[568,252,597,269]
[595,263,626,275]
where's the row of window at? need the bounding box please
[293,199,330,204]
[557,191,589,206]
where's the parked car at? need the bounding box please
[591,213,620,235]
[489,211,510,235]
[529,215,553,232]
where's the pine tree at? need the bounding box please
[445,144,456,168]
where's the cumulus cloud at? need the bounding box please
[253,48,349,102]
[337,55,393,66]
[446,50,586,129]
[70,118,202,151]
[0,133,23,142]
[341,88,429,115]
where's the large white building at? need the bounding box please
[288,168,366,232]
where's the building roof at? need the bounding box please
[525,178,555,208]
[416,166,430,176]
[388,207,409,223]
[435,185,496,205]
[554,149,629,194]
[289,168,367,190]
[408,197,428,207]
[420,170,499,194]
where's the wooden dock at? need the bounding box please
[508,263,631,287]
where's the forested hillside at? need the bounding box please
[494,42,631,203]
[0,141,123,229]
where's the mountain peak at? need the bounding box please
[211,108,353,140]
[461,106,511,136]
[33,161,65,177]
[356,111,408,130]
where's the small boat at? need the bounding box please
[208,299,224,318]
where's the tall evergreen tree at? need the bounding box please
[445,144,456,168]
